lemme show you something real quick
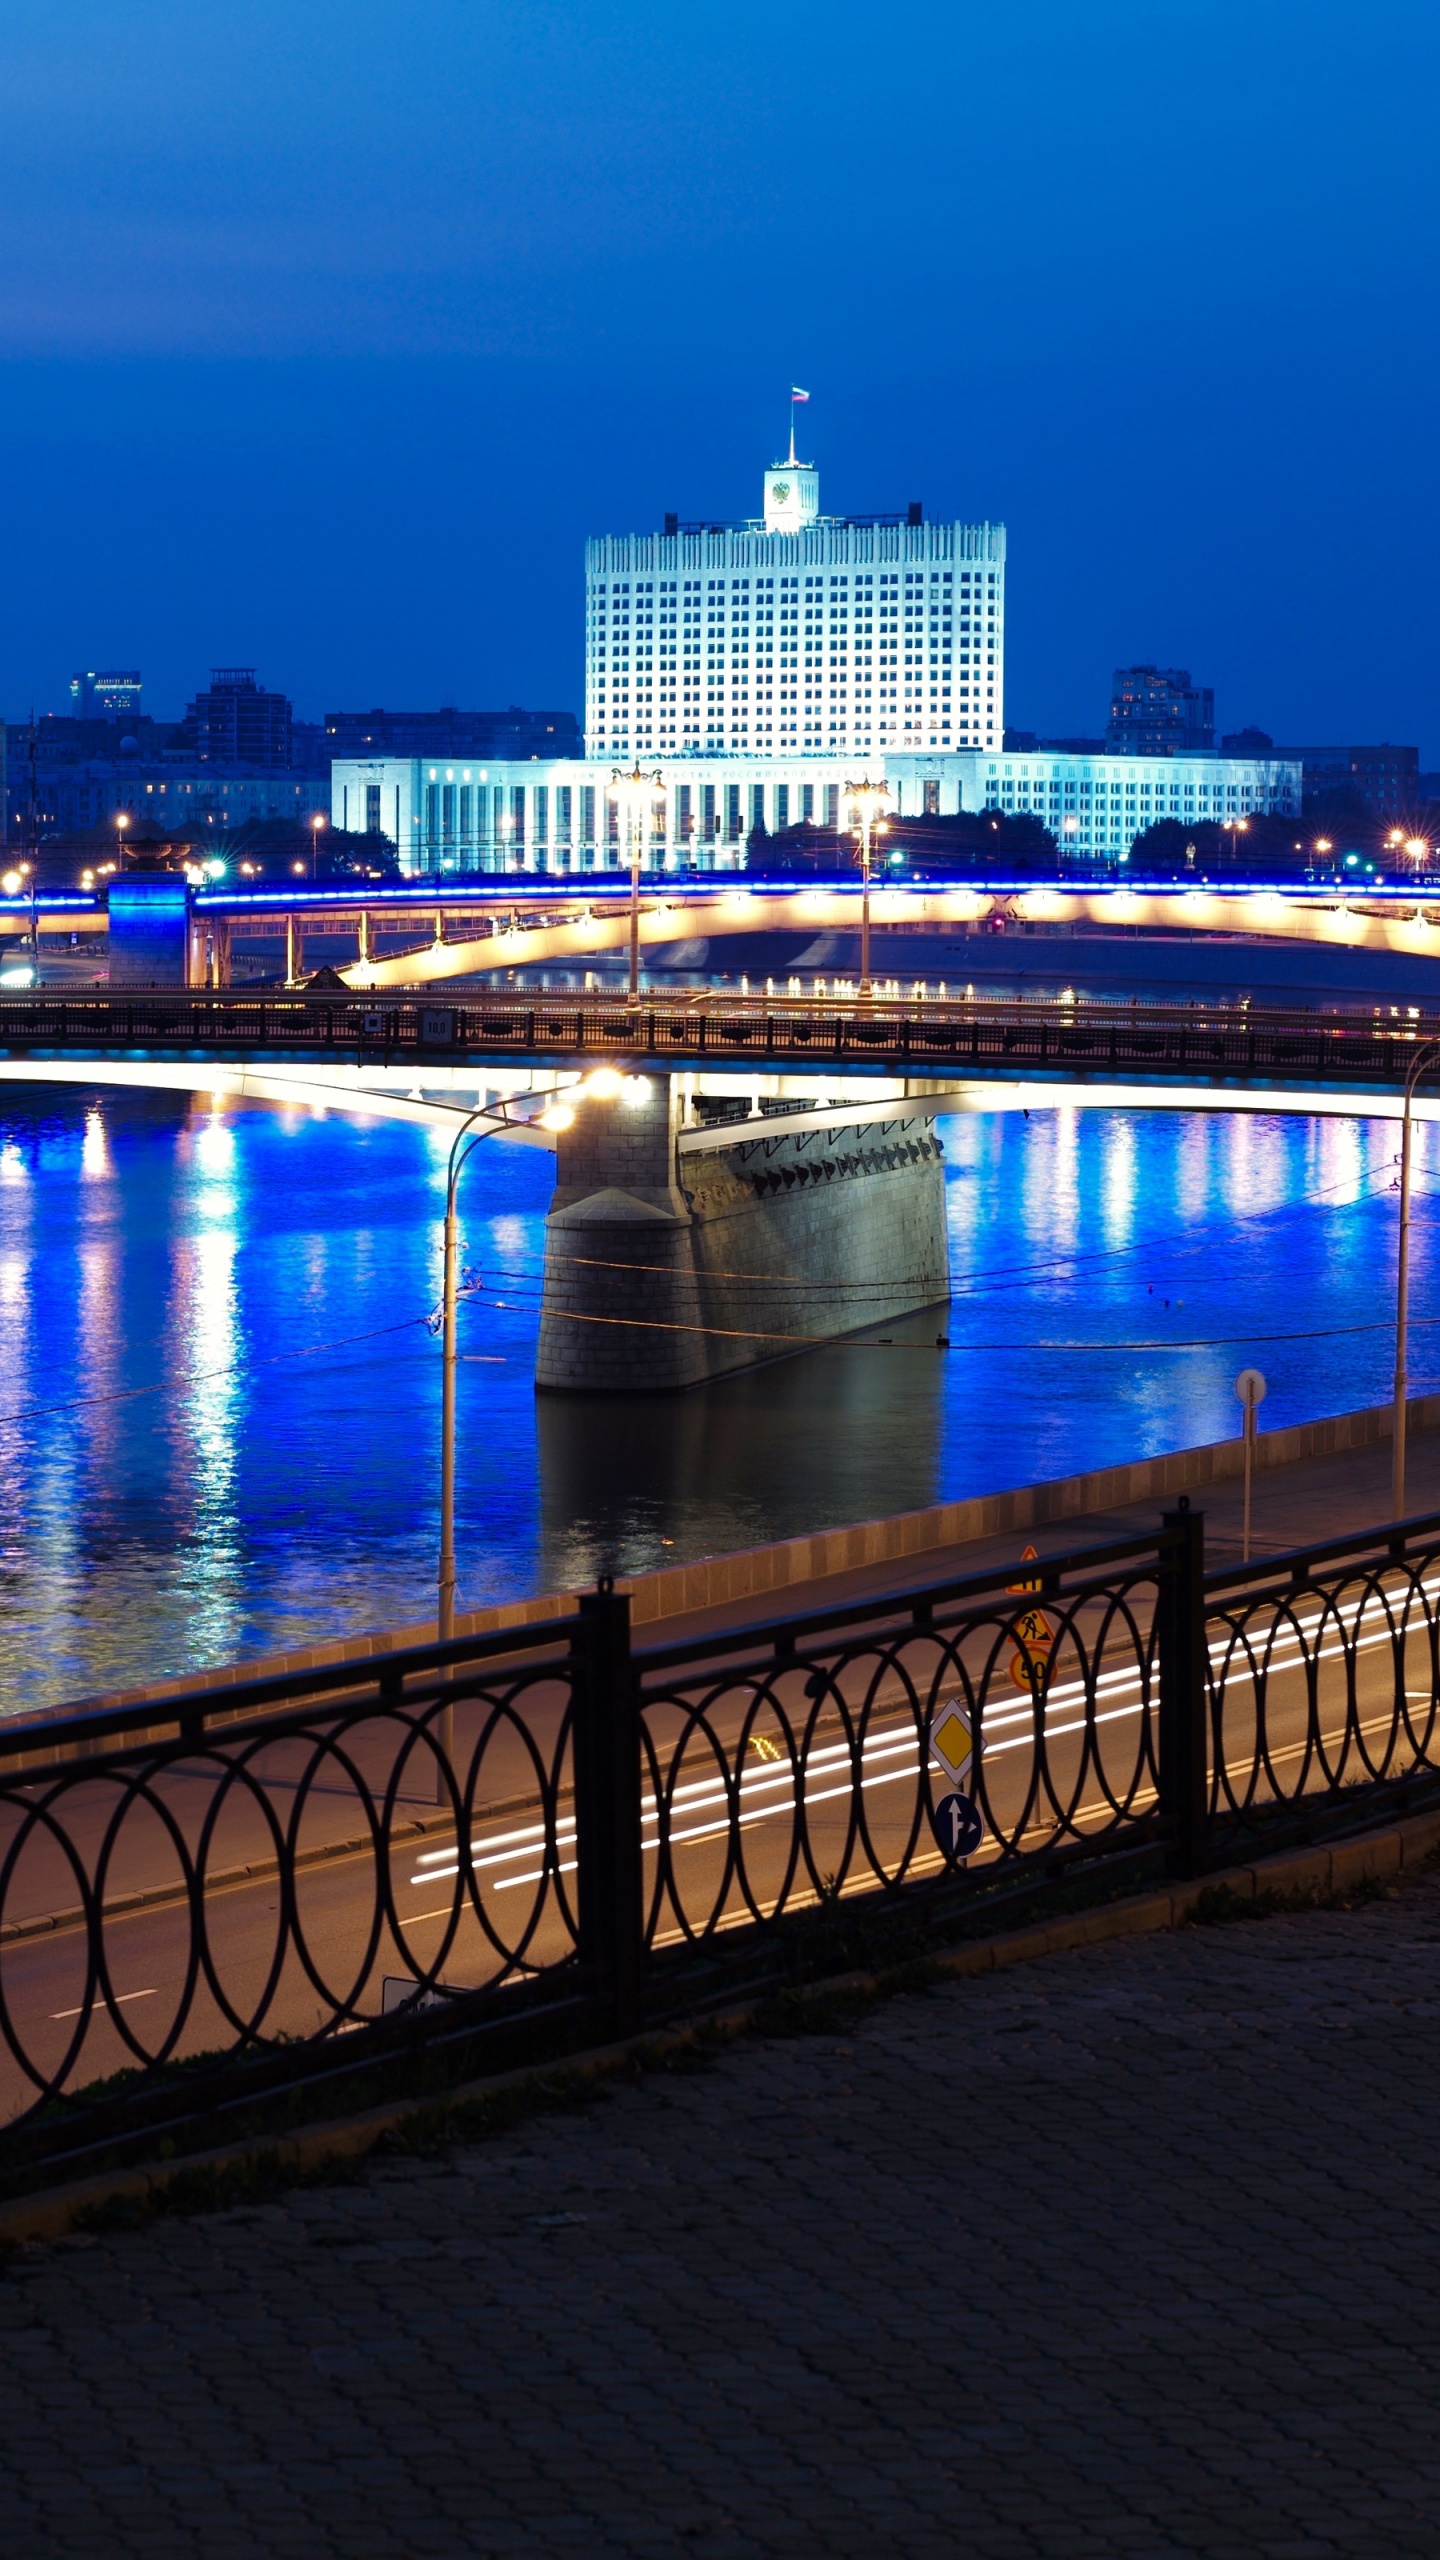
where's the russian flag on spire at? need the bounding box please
[791,386,810,401]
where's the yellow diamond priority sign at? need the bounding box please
[930,1701,974,1789]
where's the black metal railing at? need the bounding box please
[5,1500,1440,2157]
[0,985,1432,1088]
[0,1616,591,2144]
[1206,1512,1440,1825]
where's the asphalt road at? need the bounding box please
[0,1573,1425,2126]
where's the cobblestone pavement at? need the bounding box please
[6,1882,1440,2560]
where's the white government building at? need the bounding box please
[333,437,1299,874]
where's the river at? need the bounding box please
[0,1081,1427,1714]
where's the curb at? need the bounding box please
[4,1806,1437,2245]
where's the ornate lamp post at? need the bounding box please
[610,763,666,1000]
[842,778,892,993]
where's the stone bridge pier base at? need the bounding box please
[536,1074,950,1394]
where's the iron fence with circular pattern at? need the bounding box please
[6,1503,1440,2158]
[0,1621,585,2135]
[1206,1519,1440,1827]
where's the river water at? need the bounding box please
[0,1080,1430,1715]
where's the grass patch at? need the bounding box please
[1185,1875,1388,1927]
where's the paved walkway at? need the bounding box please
[4,1878,1440,2557]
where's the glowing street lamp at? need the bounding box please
[310,812,325,879]
[610,764,666,1000]
[842,778,892,992]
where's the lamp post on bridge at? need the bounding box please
[610,764,666,1001]
[1392,1037,1440,1519]
[842,779,891,994]
[437,1095,575,1643]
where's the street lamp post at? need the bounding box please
[610,764,665,1000]
[436,1095,575,1642]
[1393,1037,1440,1518]
[432,1089,573,1787]
[437,1108,499,1650]
[842,779,892,993]
[310,812,325,879]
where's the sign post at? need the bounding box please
[1234,1368,1267,1563]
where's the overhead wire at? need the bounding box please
[1,1106,1438,1430]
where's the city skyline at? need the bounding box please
[0,3,1436,755]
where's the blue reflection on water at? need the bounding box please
[0,1084,1431,1714]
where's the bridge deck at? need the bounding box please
[0,985,1436,1091]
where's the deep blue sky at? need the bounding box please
[1,0,1436,750]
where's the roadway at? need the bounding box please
[11,981,1440,1162]
[3,1410,1437,2128]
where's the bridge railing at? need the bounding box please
[4,1502,1440,2169]
[0,985,1430,1084]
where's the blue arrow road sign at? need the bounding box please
[933,1791,983,1859]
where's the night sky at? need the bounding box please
[2,0,1435,751]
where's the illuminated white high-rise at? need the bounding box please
[584,432,1004,762]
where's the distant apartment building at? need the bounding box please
[1107,666,1215,756]
[1285,743,1420,815]
[69,669,143,718]
[181,667,293,769]
[323,705,581,761]
[2,671,580,846]
[1,749,326,841]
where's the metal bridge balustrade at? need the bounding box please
[0,987,1434,1088]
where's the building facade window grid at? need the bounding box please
[331,751,1301,877]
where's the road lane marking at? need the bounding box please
[51,1988,157,2019]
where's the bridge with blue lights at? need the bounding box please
[10,874,1440,990]
[0,985,1436,1136]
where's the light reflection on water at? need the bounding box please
[0,1084,1430,1717]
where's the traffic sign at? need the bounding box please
[933,1791,983,1859]
[1235,1368,1267,1408]
[930,1699,974,1788]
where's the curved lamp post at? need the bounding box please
[437,1093,574,1639]
[842,778,892,994]
[1393,1037,1440,1518]
[610,764,666,1000]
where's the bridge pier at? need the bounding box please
[537,1074,949,1392]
